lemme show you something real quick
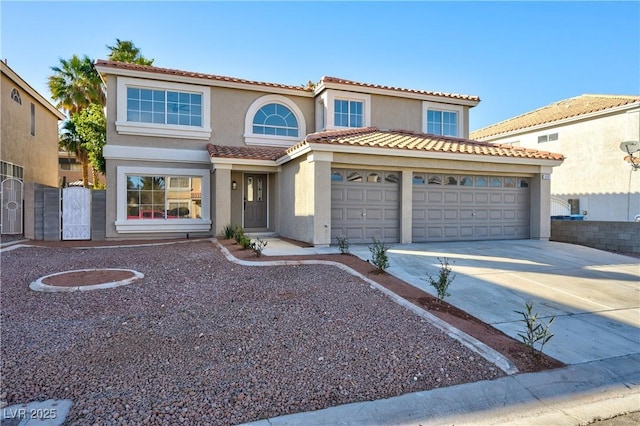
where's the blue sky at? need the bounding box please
[2,1,639,131]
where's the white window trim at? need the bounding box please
[114,166,211,234]
[422,101,463,137]
[318,90,371,130]
[243,94,306,147]
[115,77,212,140]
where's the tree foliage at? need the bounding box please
[72,104,107,176]
[48,54,104,114]
[107,39,154,65]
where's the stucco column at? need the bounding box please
[213,164,232,236]
[309,151,333,246]
[530,168,553,240]
[400,169,413,244]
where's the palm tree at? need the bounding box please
[59,120,90,188]
[107,39,154,65]
[48,54,105,114]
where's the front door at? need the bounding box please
[244,174,267,228]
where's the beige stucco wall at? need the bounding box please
[484,109,640,221]
[1,71,60,187]
[371,95,422,131]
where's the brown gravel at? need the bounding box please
[1,240,505,425]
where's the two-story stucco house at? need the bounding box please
[471,95,640,222]
[94,60,563,245]
[1,60,65,234]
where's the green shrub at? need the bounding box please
[515,301,555,357]
[222,224,236,240]
[369,237,390,273]
[336,235,350,254]
[234,227,245,245]
[238,234,252,250]
[425,257,455,302]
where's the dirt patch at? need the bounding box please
[42,270,137,287]
[220,238,565,374]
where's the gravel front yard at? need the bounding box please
[1,240,503,425]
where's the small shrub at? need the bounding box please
[515,301,555,357]
[222,224,236,240]
[234,227,245,245]
[369,237,390,273]
[250,237,268,257]
[238,235,252,250]
[336,235,350,254]
[425,257,455,302]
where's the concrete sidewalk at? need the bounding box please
[243,354,640,426]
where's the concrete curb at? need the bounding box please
[213,238,518,375]
[29,269,144,292]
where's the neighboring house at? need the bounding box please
[58,149,105,188]
[94,60,563,245]
[471,95,640,222]
[1,60,65,234]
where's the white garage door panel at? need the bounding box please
[331,169,400,244]
[412,174,530,242]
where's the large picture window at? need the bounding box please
[126,175,202,220]
[127,88,202,127]
[115,77,211,140]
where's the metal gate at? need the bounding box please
[62,187,91,240]
[1,178,23,234]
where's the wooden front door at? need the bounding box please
[244,174,267,228]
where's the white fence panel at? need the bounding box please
[62,187,91,240]
[551,196,571,217]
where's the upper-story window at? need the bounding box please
[116,77,211,140]
[10,88,21,105]
[127,88,202,127]
[252,103,299,137]
[422,101,463,137]
[427,110,457,136]
[244,94,306,147]
[316,90,371,130]
[334,99,363,127]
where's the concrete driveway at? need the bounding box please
[349,240,640,365]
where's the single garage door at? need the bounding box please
[331,169,400,244]
[412,173,530,242]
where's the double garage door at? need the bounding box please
[331,169,530,244]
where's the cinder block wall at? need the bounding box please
[550,221,640,254]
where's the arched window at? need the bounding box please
[10,88,21,105]
[244,94,306,147]
[252,103,298,137]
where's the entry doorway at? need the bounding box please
[244,174,267,228]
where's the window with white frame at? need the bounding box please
[334,99,363,127]
[422,101,463,137]
[127,88,202,127]
[10,88,21,105]
[317,90,371,130]
[244,95,306,147]
[116,77,211,140]
[115,166,211,233]
[252,103,299,137]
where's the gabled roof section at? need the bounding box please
[207,144,284,161]
[287,127,563,161]
[95,59,312,93]
[319,76,480,104]
[1,61,65,119]
[471,94,640,140]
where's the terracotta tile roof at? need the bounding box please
[321,76,480,102]
[95,60,312,93]
[286,127,563,161]
[471,94,640,140]
[207,144,285,161]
